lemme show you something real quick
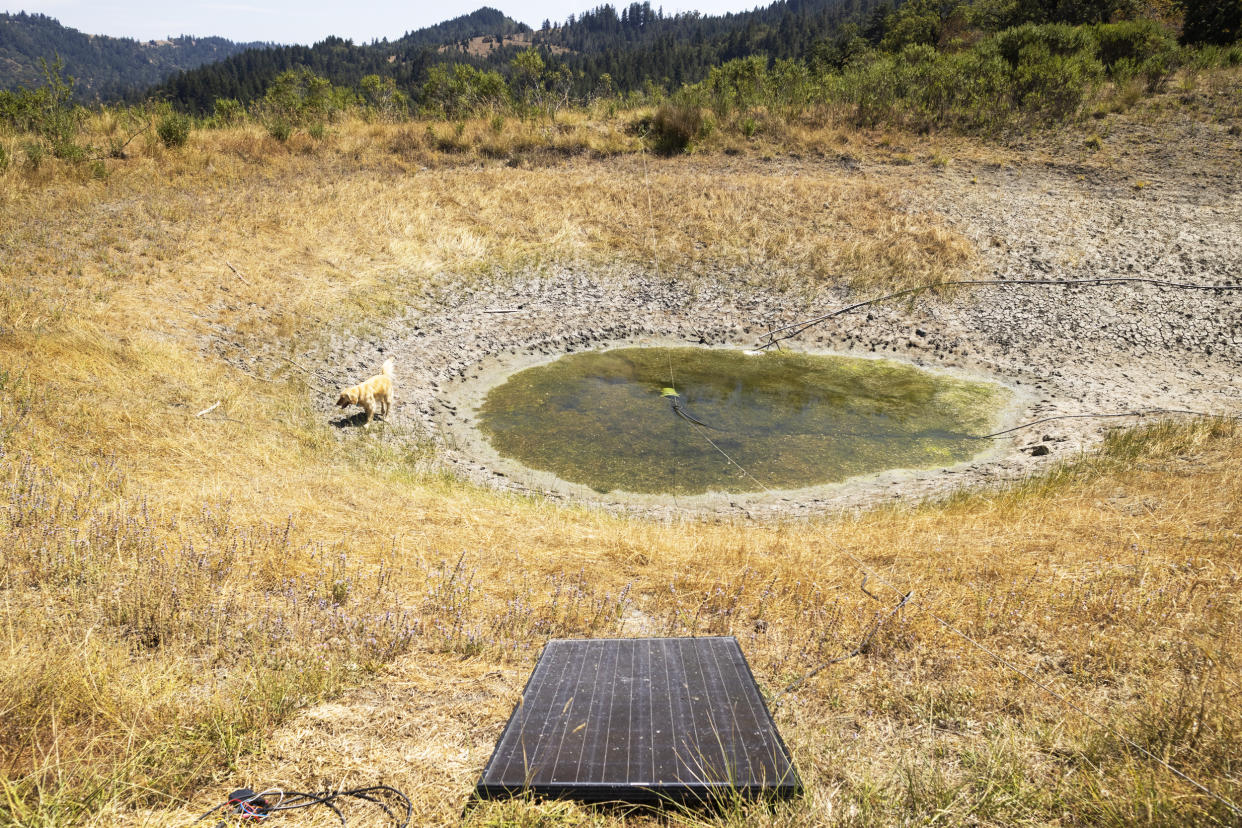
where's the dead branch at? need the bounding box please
[224,261,251,286]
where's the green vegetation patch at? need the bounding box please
[479,347,1010,495]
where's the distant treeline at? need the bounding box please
[0,11,268,99]
[1,0,1240,168]
[154,0,889,113]
[141,0,1240,128]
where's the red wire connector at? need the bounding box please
[226,789,271,821]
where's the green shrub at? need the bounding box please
[1192,42,1242,66]
[267,120,291,142]
[1009,41,1103,120]
[0,143,8,173]
[212,97,244,126]
[832,56,895,128]
[996,23,1096,67]
[258,68,339,126]
[1094,20,1178,74]
[1138,51,1177,91]
[648,99,704,154]
[23,140,44,170]
[307,122,326,140]
[1109,55,1140,83]
[703,56,768,118]
[769,58,816,118]
[880,0,944,51]
[422,63,509,119]
[156,112,191,148]
[51,137,86,161]
[359,75,408,121]
[831,44,1011,132]
[3,59,84,159]
[1093,20,1180,89]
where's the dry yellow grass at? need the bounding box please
[1,118,1239,826]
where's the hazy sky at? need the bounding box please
[9,1,764,44]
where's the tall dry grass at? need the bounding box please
[1,117,1239,825]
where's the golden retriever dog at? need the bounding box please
[336,358,394,425]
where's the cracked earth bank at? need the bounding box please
[306,158,1242,519]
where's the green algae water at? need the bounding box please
[478,347,1009,496]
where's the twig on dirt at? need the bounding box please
[482,309,522,314]
[224,261,251,286]
[195,401,221,418]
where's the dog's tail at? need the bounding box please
[381,358,395,378]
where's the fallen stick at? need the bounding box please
[164,409,245,424]
[195,400,221,418]
[224,261,251,285]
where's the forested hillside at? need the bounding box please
[158,0,880,111]
[156,0,1240,116]
[156,8,532,113]
[538,0,880,89]
[398,6,531,48]
[0,12,266,99]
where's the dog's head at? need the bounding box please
[336,390,354,408]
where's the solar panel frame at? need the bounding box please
[475,637,801,806]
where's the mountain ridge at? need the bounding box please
[157,0,875,112]
[0,11,269,99]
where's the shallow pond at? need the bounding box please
[478,347,1010,496]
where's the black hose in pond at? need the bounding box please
[661,387,724,430]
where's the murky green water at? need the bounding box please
[478,347,1009,496]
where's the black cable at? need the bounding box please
[190,803,227,824]
[755,276,1242,350]
[191,786,412,827]
[972,408,1231,439]
[278,787,411,826]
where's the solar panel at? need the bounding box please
[475,637,801,805]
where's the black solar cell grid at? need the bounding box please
[475,637,800,805]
